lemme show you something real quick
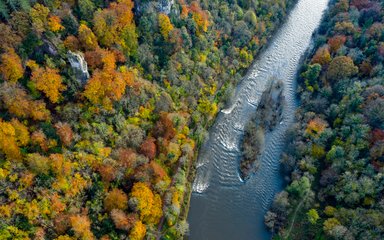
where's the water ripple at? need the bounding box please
[189,0,330,239]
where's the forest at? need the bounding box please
[0,0,297,239]
[266,0,384,239]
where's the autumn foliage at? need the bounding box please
[0,48,24,83]
[104,188,128,212]
[28,61,66,103]
[327,56,358,82]
[139,137,157,160]
[306,118,328,137]
[0,23,22,51]
[26,153,50,174]
[190,1,210,34]
[78,24,99,51]
[31,130,49,152]
[311,46,331,66]
[0,0,300,239]
[351,0,373,10]
[130,182,162,224]
[110,209,136,231]
[117,148,138,169]
[92,0,137,51]
[29,3,49,34]
[159,14,174,40]
[70,214,94,240]
[83,50,134,109]
[328,35,346,53]
[54,122,74,147]
[98,163,116,183]
[48,16,64,32]
[50,153,72,177]
[154,113,176,140]
[0,118,29,160]
[0,83,51,121]
[129,220,146,240]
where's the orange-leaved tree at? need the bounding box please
[54,122,74,147]
[83,49,134,109]
[48,15,64,32]
[139,137,157,160]
[104,188,128,212]
[0,82,51,121]
[50,153,72,177]
[328,35,346,53]
[190,1,209,35]
[70,214,94,240]
[110,209,137,231]
[311,46,332,66]
[31,129,49,152]
[93,0,137,56]
[27,60,66,103]
[306,118,328,137]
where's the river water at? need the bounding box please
[187,0,329,239]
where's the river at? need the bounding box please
[187,0,329,239]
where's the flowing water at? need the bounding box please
[187,0,329,239]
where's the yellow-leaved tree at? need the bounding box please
[0,118,29,160]
[158,13,174,40]
[29,3,50,34]
[0,48,24,82]
[78,24,99,51]
[130,182,162,225]
[129,220,146,240]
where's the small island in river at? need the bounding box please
[240,79,285,180]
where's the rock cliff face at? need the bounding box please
[135,0,175,15]
[67,51,90,84]
[240,79,285,180]
[158,0,174,14]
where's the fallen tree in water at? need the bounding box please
[240,79,285,180]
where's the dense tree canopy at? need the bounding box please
[0,48,24,83]
[267,1,384,239]
[0,0,297,239]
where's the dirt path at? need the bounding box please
[284,191,309,239]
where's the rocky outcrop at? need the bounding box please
[240,79,285,180]
[158,0,174,14]
[42,39,58,56]
[135,0,175,15]
[67,51,90,84]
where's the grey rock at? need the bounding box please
[67,51,90,84]
[135,0,175,15]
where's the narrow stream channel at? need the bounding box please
[187,0,329,239]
